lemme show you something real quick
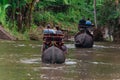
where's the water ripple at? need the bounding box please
[20,58,40,64]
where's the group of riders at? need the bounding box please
[43,17,93,35]
[78,17,94,37]
[43,24,63,34]
[42,24,65,52]
[42,17,94,51]
[78,17,93,28]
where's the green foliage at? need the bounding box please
[0,4,10,25]
[33,11,55,25]
[24,0,33,3]
[97,0,119,26]
[2,0,120,40]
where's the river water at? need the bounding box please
[0,40,120,80]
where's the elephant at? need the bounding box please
[74,29,94,48]
[41,45,67,64]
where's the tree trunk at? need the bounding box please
[115,0,120,24]
[17,0,23,32]
[93,0,97,28]
[115,0,120,41]
[28,0,39,28]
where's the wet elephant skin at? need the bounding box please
[42,46,65,64]
[74,33,93,48]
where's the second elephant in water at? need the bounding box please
[74,31,94,48]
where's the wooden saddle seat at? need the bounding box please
[43,34,64,41]
[43,34,65,51]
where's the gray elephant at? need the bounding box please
[74,29,94,48]
[41,45,67,64]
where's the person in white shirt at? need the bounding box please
[55,26,63,34]
[43,24,56,34]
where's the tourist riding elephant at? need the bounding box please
[74,30,94,48]
[42,46,66,64]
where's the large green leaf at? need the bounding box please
[0,4,10,25]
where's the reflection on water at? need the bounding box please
[65,59,77,65]
[0,41,120,80]
[93,45,120,49]
[20,58,77,65]
[66,44,75,49]
[20,58,40,64]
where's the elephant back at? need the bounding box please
[74,32,93,48]
[42,46,65,64]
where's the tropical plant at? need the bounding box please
[1,0,120,41]
[0,0,10,25]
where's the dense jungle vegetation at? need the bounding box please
[0,0,120,41]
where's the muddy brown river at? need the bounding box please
[0,40,120,80]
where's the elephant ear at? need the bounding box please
[75,33,86,44]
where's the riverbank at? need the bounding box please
[2,23,77,41]
[1,24,120,43]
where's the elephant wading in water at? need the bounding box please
[42,45,67,64]
[74,29,94,48]
[41,34,67,64]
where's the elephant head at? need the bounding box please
[42,46,66,64]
